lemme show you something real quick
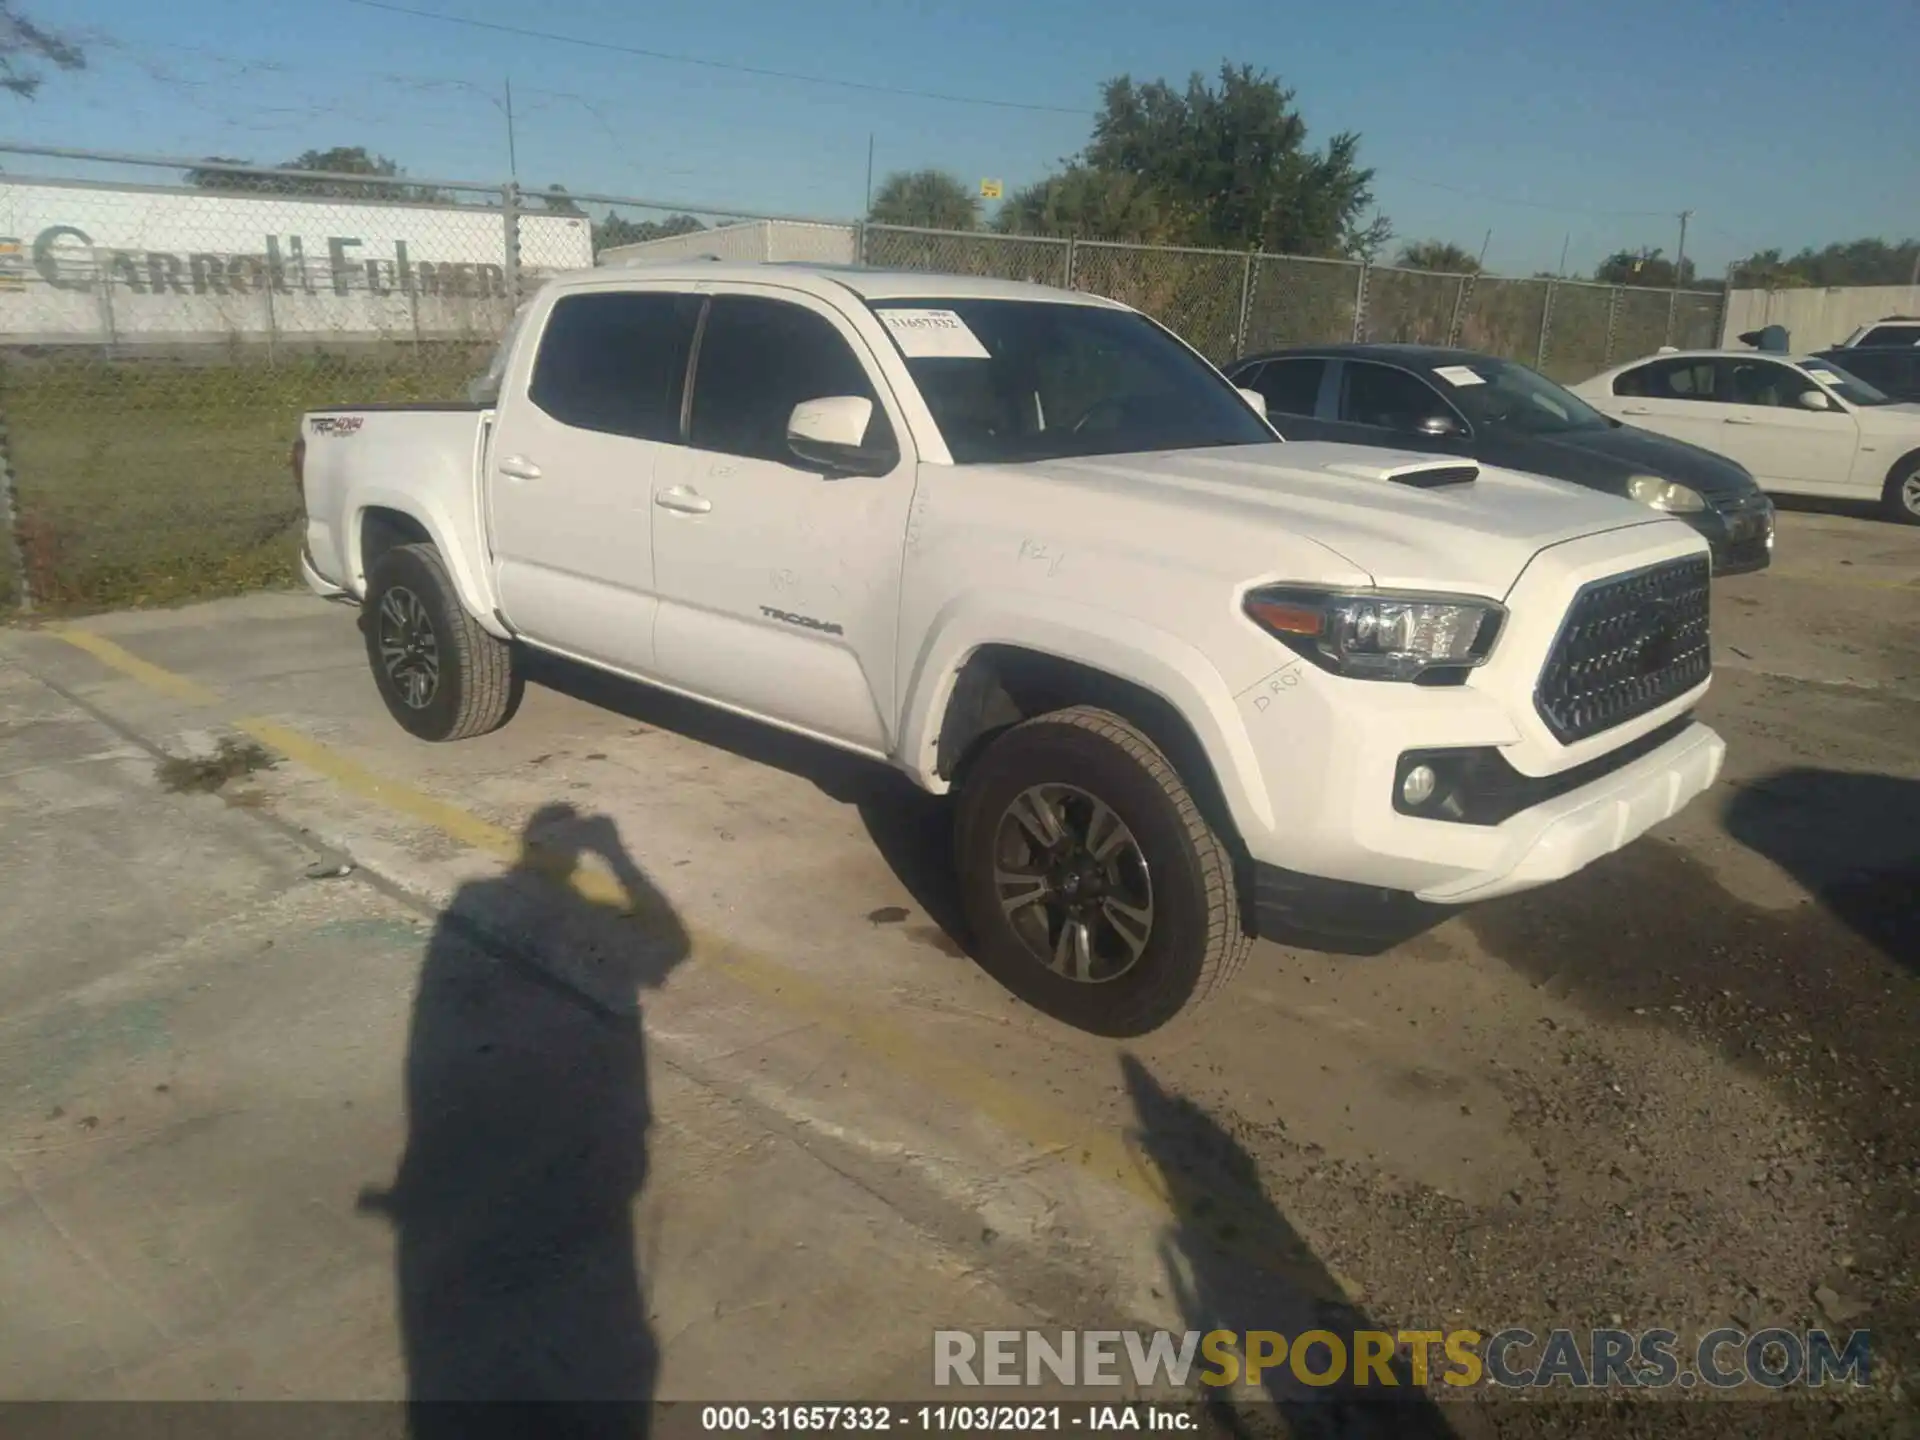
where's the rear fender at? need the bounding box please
[347,484,506,638]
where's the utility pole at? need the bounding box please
[1557,232,1570,278]
[504,77,519,182]
[1476,228,1493,270]
[1665,209,1693,347]
[864,133,875,217]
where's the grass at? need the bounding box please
[156,735,280,794]
[0,346,488,614]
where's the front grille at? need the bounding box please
[1535,556,1711,743]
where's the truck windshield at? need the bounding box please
[869,299,1275,463]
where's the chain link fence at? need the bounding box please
[0,143,1728,615]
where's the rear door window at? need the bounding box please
[1614,358,1718,401]
[529,291,702,441]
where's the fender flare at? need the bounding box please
[896,593,1276,838]
[346,482,507,639]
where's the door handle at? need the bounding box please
[1723,416,1755,426]
[497,454,542,480]
[1619,406,1652,416]
[654,486,712,515]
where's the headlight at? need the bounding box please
[1626,474,1706,513]
[1243,587,1505,681]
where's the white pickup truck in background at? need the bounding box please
[295,262,1726,1034]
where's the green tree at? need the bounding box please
[993,166,1167,241]
[1760,238,1917,288]
[592,212,705,255]
[0,2,82,98]
[868,169,979,231]
[1593,246,1695,288]
[1395,239,1480,273]
[538,184,585,216]
[185,147,450,202]
[1082,64,1383,256]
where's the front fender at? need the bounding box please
[896,592,1276,838]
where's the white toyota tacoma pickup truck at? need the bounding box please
[296,261,1725,1035]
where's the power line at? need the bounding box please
[78,23,1721,231]
[334,0,1094,116]
[1384,172,1675,219]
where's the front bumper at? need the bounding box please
[1686,495,1774,575]
[1247,720,1724,932]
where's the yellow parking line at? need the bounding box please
[46,626,1168,1217]
[48,626,222,706]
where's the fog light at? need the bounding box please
[1401,764,1438,807]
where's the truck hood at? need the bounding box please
[1015,442,1683,597]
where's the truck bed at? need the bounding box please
[298,405,492,605]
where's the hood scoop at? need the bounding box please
[1322,458,1481,489]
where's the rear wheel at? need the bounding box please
[363,543,520,741]
[1883,458,1920,526]
[954,705,1250,1036]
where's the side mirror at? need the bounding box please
[787,396,897,476]
[1417,414,1464,437]
[1795,388,1833,412]
[1236,386,1269,419]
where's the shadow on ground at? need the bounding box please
[1722,766,1920,976]
[1123,1055,1460,1437]
[525,652,964,935]
[523,653,1459,963]
[358,801,689,1437]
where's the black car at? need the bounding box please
[1227,344,1775,575]
[1812,346,1920,403]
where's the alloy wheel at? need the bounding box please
[376,585,441,710]
[991,782,1154,983]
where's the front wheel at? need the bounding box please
[363,543,521,741]
[954,706,1251,1036]
[1883,459,1920,526]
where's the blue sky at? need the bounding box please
[22,0,1920,277]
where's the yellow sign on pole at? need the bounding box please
[979,179,1003,200]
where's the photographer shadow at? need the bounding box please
[1122,1055,1461,1438]
[359,802,689,1437]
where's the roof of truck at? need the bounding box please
[579,259,1128,307]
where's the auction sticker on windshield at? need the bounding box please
[1434,365,1486,387]
[880,308,991,360]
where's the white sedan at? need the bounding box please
[1572,349,1920,524]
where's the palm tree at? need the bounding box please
[868,170,979,231]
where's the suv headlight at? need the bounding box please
[1244,586,1505,681]
[1626,474,1706,513]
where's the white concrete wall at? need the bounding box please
[600,220,858,268]
[1720,284,1920,350]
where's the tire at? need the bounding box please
[954,705,1251,1037]
[363,543,521,741]
[1882,457,1920,526]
